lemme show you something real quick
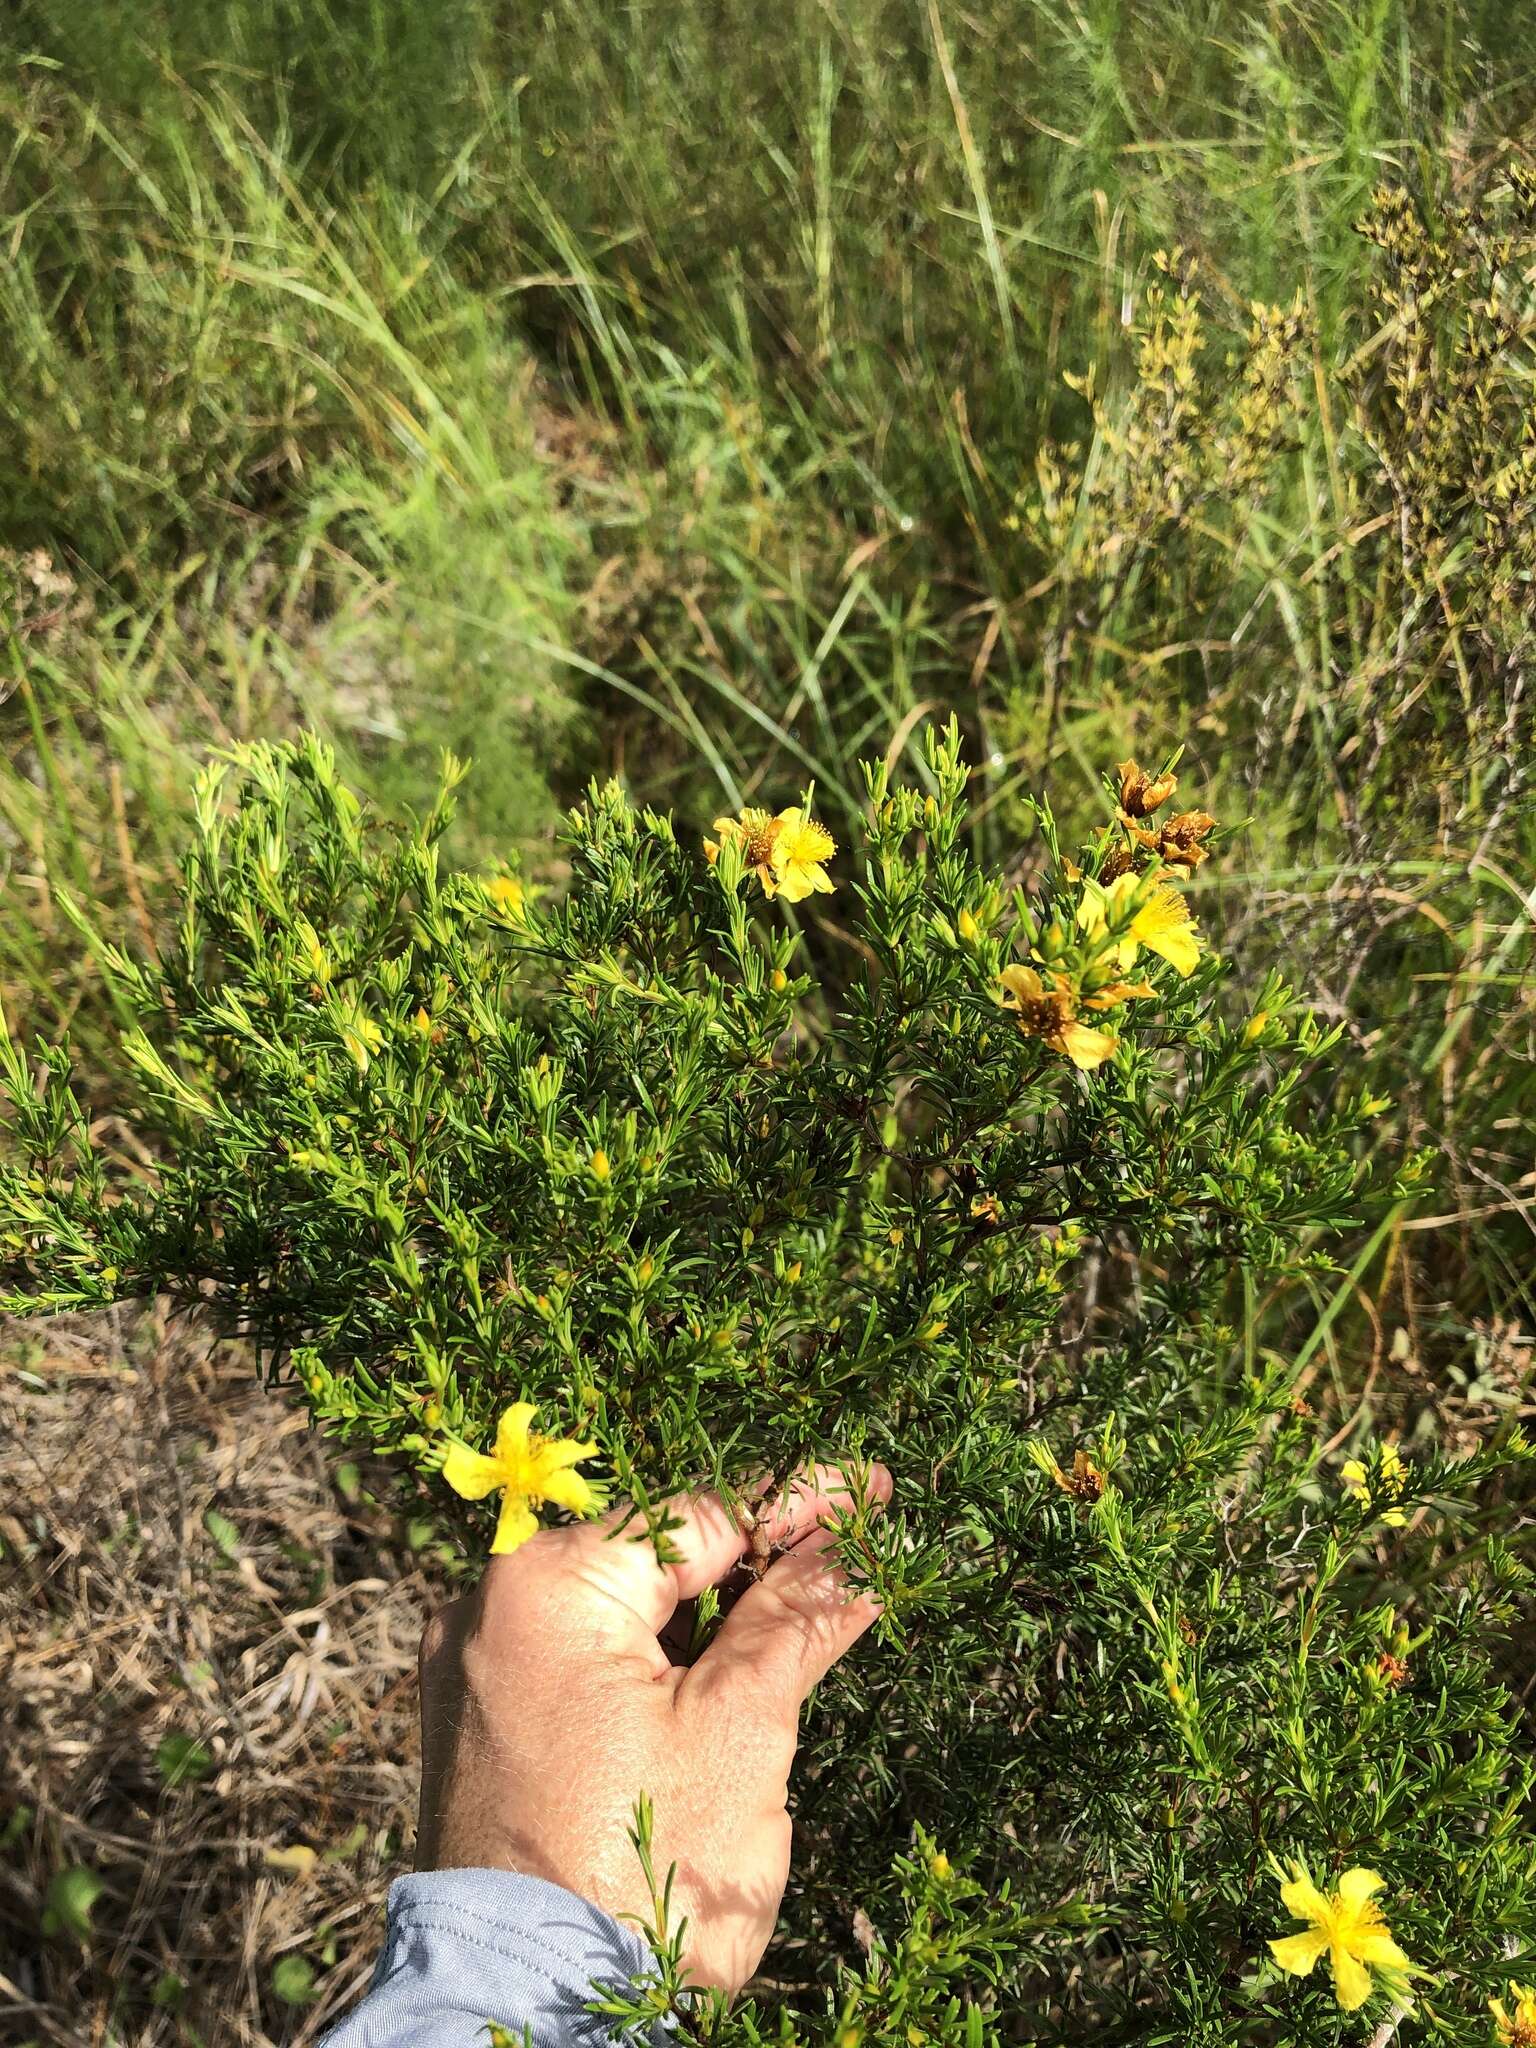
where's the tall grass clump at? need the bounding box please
[0,71,589,1051]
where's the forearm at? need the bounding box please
[318,1868,657,2048]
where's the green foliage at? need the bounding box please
[41,1863,106,1944]
[4,728,1534,2040]
[154,1733,214,1789]
[270,1951,318,2006]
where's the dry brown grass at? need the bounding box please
[1,1308,444,2045]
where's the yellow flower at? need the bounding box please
[997,964,1117,1071]
[1492,1982,1536,2045]
[770,807,836,901]
[441,1402,601,1555]
[1342,1443,1410,1527]
[484,873,525,917]
[1269,1862,1414,2012]
[1078,873,1203,977]
[708,806,836,902]
[1127,883,1202,975]
[708,807,778,889]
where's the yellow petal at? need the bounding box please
[1082,979,1158,1011]
[1270,1929,1329,1977]
[441,1442,507,1502]
[1335,1868,1384,1910]
[998,964,1044,1007]
[1059,1021,1117,1071]
[1075,880,1111,935]
[529,1432,599,1475]
[1280,1866,1333,1928]
[1341,1459,1367,1487]
[1349,1927,1409,1970]
[494,1402,539,1465]
[1329,1945,1373,2011]
[491,1495,540,1555]
[1130,886,1202,976]
[539,1466,598,1515]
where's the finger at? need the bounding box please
[760,1461,894,1559]
[684,1523,883,1715]
[493,1459,892,1640]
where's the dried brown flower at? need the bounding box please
[1055,1449,1106,1503]
[1116,757,1179,818]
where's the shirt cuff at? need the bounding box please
[318,1867,657,2048]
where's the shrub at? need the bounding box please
[3,726,1534,2043]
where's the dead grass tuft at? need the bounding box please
[1,1307,441,2045]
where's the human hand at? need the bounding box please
[415,1463,892,1993]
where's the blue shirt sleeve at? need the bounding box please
[317,1867,659,2047]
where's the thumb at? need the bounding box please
[687,1526,883,1716]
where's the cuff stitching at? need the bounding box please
[388,1910,638,2003]
[390,1892,647,1975]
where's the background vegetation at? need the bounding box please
[3,1,1535,2041]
